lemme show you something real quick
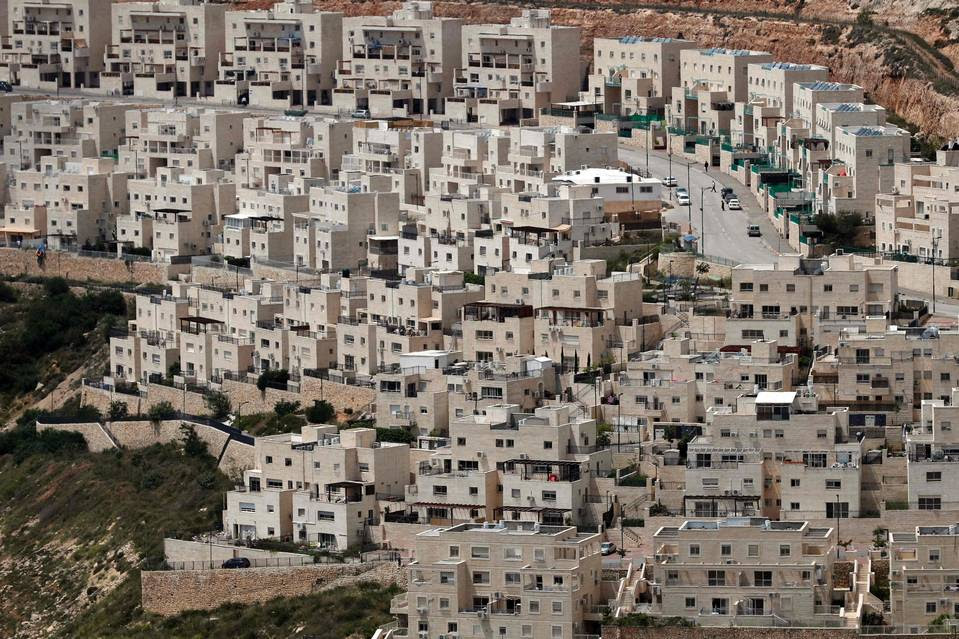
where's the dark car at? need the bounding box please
[0,81,13,93]
[720,187,735,202]
[221,557,251,569]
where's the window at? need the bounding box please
[790,479,800,487]
[471,546,490,559]
[689,544,701,557]
[712,598,728,615]
[551,601,563,614]
[504,547,522,560]
[927,472,942,483]
[928,601,938,614]
[707,570,725,586]
[720,544,732,556]
[747,544,759,557]
[930,548,941,562]
[919,496,942,510]
[685,597,696,608]
[449,546,459,558]
[472,571,490,585]
[779,544,791,557]
[826,479,842,490]
[754,571,772,587]
[239,502,255,513]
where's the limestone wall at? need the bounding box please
[603,627,858,639]
[35,421,116,452]
[163,538,311,564]
[0,248,186,284]
[141,562,391,615]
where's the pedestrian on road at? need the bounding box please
[721,199,725,211]
[704,161,709,172]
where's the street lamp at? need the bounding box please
[700,181,717,253]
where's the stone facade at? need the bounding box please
[141,561,402,615]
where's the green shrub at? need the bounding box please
[375,427,415,444]
[107,401,129,421]
[305,400,335,424]
[648,502,670,516]
[274,400,301,417]
[179,424,209,459]
[203,391,231,420]
[0,423,88,463]
[0,281,18,303]
[257,369,289,392]
[621,518,645,527]
[147,401,177,422]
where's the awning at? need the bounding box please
[411,502,481,509]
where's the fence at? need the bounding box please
[167,556,312,570]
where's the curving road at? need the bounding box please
[618,143,780,265]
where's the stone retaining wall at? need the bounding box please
[0,248,186,284]
[603,627,858,639]
[140,561,400,616]
[81,375,374,420]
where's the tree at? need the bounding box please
[305,400,335,424]
[257,369,289,393]
[692,262,710,301]
[204,391,231,420]
[107,401,129,421]
[179,423,208,458]
[147,401,177,422]
[274,400,300,417]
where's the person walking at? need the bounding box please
[704,161,709,172]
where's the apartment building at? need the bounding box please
[746,62,830,117]
[810,320,959,425]
[679,392,861,520]
[218,0,341,109]
[492,126,618,196]
[294,182,400,272]
[334,1,461,118]
[617,338,800,427]
[386,520,604,639]
[904,393,959,511]
[820,124,910,218]
[234,115,352,189]
[103,0,225,100]
[223,426,409,549]
[8,155,127,249]
[590,36,695,116]
[110,288,190,383]
[3,99,132,169]
[814,102,886,153]
[119,107,246,176]
[406,403,611,527]
[729,253,899,347]
[645,517,849,628]
[448,10,580,126]
[876,143,959,259]
[1,0,110,90]
[888,524,959,631]
[118,165,234,260]
[679,48,774,103]
[792,81,864,131]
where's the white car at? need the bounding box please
[663,176,678,187]
[676,193,691,206]
[601,542,617,556]
[727,198,742,210]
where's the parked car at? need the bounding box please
[221,557,251,569]
[676,188,691,206]
[747,224,761,237]
[663,176,678,187]
[720,187,735,202]
[601,541,617,556]
[237,92,249,106]
[727,198,742,210]
[0,81,12,93]
[351,108,371,119]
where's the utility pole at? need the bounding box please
[933,230,942,315]
[700,182,717,253]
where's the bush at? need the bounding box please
[204,391,231,420]
[256,369,289,392]
[147,401,177,422]
[463,272,485,286]
[621,518,645,528]
[108,401,129,421]
[305,400,335,424]
[274,400,300,417]
[179,424,209,459]
[0,422,87,463]
[0,281,18,303]
[648,502,670,517]
[375,427,415,444]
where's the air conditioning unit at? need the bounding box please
[416,606,428,614]
[519,453,529,460]
[476,451,485,458]
[493,592,503,600]
[419,632,429,639]
[477,610,487,618]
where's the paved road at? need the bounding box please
[618,143,779,265]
